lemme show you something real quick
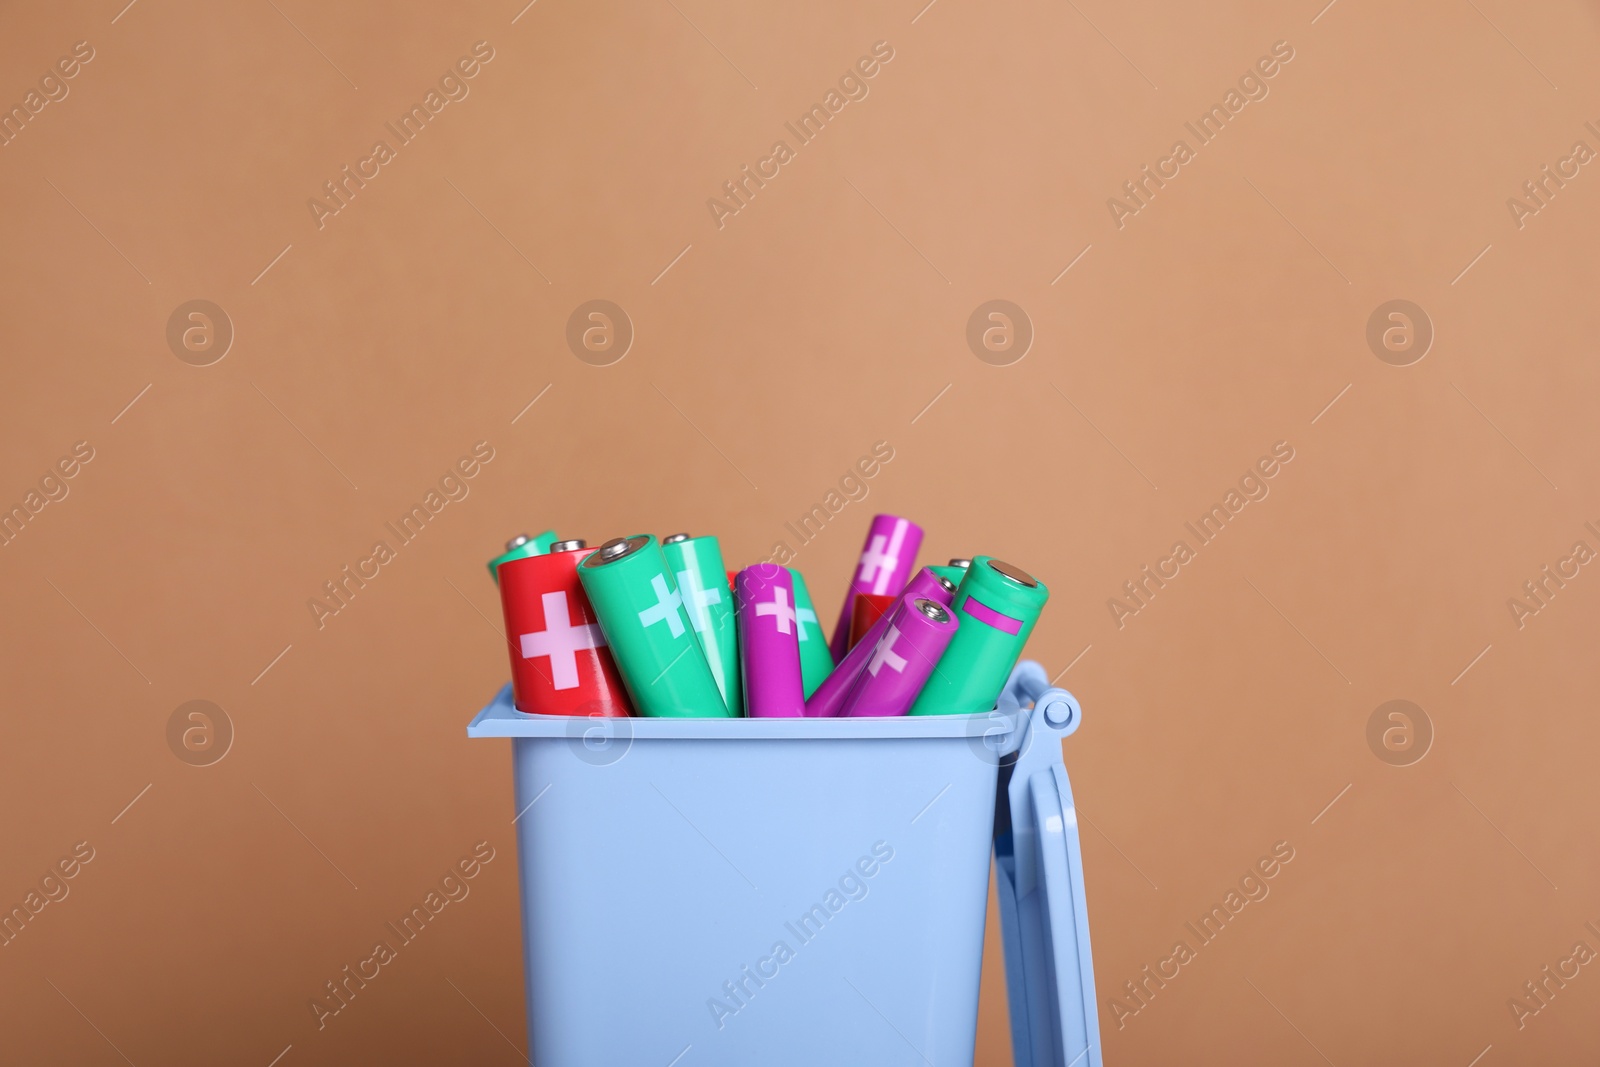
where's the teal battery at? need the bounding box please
[661,533,742,717]
[787,569,834,698]
[579,535,731,718]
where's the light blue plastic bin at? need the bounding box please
[468,660,1101,1066]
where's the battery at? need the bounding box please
[805,567,955,717]
[848,593,897,650]
[660,532,742,716]
[839,595,959,718]
[928,558,971,590]
[828,514,924,661]
[786,569,834,699]
[488,530,559,583]
[735,565,805,718]
[909,557,1049,716]
[497,542,632,717]
[578,535,731,718]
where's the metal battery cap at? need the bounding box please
[936,574,957,594]
[915,598,950,623]
[590,535,650,565]
[986,559,1038,587]
[506,534,531,550]
[948,558,972,568]
[550,539,587,553]
[663,533,690,544]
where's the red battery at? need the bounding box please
[726,569,738,591]
[848,593,897,651]
[498,541,634,717]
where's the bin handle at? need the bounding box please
[993,662,1101,1067]
[999,661,1082,738]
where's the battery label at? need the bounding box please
[674,569,723,632]
[857,518,914,595]
[519,591,608,690]
[754,586,797,633]
[637,575,687,637]
[963,595,1022,635]
[866,626,908,676]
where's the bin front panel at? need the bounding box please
[511,731,998,1066]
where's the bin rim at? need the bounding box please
[467,682,1011,739]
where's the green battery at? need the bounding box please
[909,556,1049,716]
[487,530,558,583]
[786,568,835,698]
[928,558,972,590]
[661,532,742,716]
[579,535,731,718]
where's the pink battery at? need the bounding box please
[735,564,806,718]
[838,594,959,717]
[828,513,924,661]
[806,566,955,717]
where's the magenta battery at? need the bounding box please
[806,566,955,718]
[838,595,959,718]
[735,564,806,718]
[828,513,924,661]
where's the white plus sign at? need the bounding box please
[754,586,797,635]
[855,519,911,594]
[637,574,685,637]
[867,625,908,676]
[520,591,607,690]
[795,606,817,641]
[856,535,894,585]
[675,569,722,634]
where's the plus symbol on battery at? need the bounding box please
[856,535,896,586]
[637,574,686,637]
[867,626,908,676]
[520,591,607,690]
[674,569,722,634]
[755,587,797,634]
[795,606,818,641]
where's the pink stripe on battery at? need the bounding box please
[962,595,1022,635]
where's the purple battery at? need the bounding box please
[736,565,805,718]
[839,595,959,718]
[828,513,924,662]
[806,566,955,717]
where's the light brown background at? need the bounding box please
[3,0,1598,1063]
